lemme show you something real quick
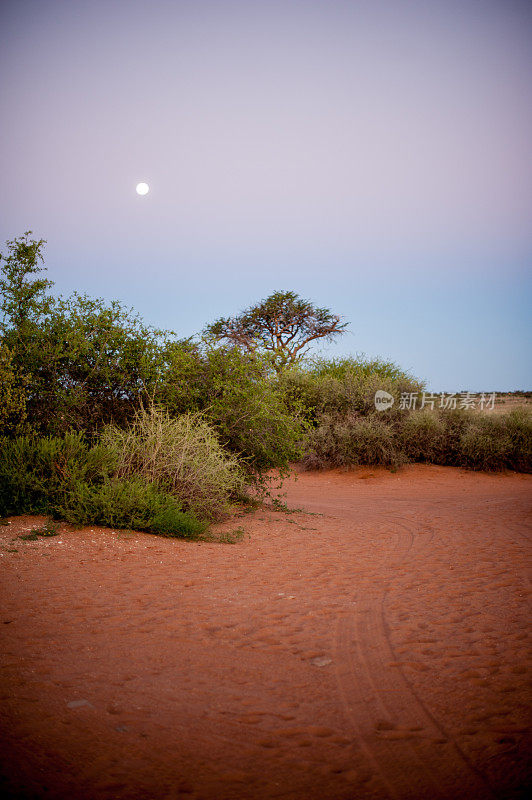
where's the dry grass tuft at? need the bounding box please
[102,406,245,520]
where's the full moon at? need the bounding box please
[135,182,149,195]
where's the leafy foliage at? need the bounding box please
[58,476,206,538]
[0,432,207,538]
[0,232,52,336]
[30,292,168,434]
[0,432,116,517]
[278,356,423,424]
[149,506,208,539]
[1,233,171,435]
[0,343,29,436]
[158,342,308,480]
[306,355,420,383]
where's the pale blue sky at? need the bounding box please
[1,0,531,390]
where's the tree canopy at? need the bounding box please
[205,290,347,372]
[0,233,171,434]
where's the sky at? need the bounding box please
[1,0,531,391]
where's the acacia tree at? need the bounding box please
[205,290,347,372]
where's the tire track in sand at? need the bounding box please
[334,512,497,799]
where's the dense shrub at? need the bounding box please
[504,408,532,472]
[149,506,208,539]
[56,477,207,538]
[1,234,172,436]
[300,406,532,473]
[278,356,423,423]
[0,432,116,516]
[459,418,513,471]
[14,294,170,436]
[102,406,245,520]
[302,412,402,470]
[0,432,207,538]
[397,410,446,462]
[0,343,29,437]
[458,408,531,472]
[158,343,307,480]
[437,408,472,466]
[396,407,531,472]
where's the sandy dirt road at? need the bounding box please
[0,465,530,799]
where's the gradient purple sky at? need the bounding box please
[1,0,531,390]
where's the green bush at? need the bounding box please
[397,410,446,462]
[504,407,532,472]
[436,408,472,465]
[459,421,512,471]
[458,408,531,472]
[0,343,30,437]
[278,356,423,424]
[57,476,206,538]
[300,406,532,473]
[158,343,307,480]
[394,407,531,472]
[150,506,208,539]
[101,405,245,520]
[1,233,173,436]
[302,412,402,469]
[18,294,170,436]
[0,432,117,516]
[306,355,420,383]
[0,432,208,538]
[395,407,532,472]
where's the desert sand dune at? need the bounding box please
[0,465,530,799]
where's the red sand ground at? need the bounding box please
[0,465,530,800]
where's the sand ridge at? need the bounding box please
[0,464,530,799]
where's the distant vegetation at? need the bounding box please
[1,233,530,537]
